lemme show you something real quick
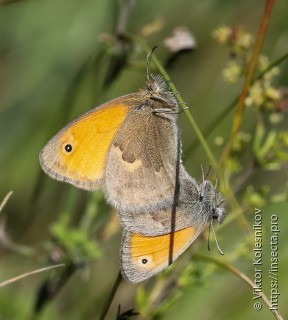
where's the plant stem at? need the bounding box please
[137,41,250,232]
[99,271,122,320]
[220,0,276,163]
[0,264,64,287]
[194,254,283,320]
[0,191,13,213]
[187,50,288,157]
[134,39,219,171]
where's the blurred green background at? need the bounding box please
[0,0,287,319]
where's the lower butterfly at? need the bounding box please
[119,168,225,283]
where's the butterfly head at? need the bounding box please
[142,48,178,113]
[200,179,226,224]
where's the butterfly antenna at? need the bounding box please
[199,165,205,200]
[208,218,212,251]
[200,164,205,183]
[214,176,219,206]
[146,46,158,82]
[218,198,225,207]
[205,165,211,180]
[208,216,224,255]
[215,175,219,191]
[200,165,212,200]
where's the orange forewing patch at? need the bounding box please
[42,103,128,187]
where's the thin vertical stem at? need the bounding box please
[136,41,250,232]
[99,271,122,320]
[220,0,276,163]
[145,43,219,171]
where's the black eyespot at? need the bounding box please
[64,144,73,153]
[142,258,148,264]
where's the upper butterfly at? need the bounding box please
[39,54,180,213]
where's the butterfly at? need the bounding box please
[40,60,181,213]
[119,168,225,283]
